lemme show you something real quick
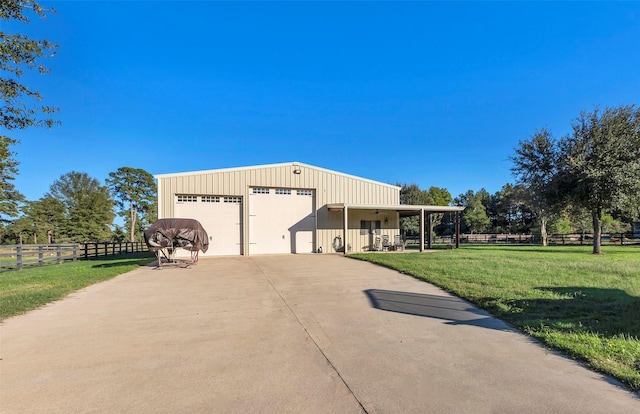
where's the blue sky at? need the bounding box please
[9,1,640,203]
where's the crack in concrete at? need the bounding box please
[252,258,369,414]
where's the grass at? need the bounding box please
[0,252,155,321]
[350,245,640,392]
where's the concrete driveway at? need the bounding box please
[1,254,638,413]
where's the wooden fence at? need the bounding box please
[459,234,536,244]
[0,242,147,271]
[405,233,637,246]
[80,241,147,259]
[405,234,536,245]
[546,233,636,246]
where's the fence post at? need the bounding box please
[73,244,78,261]
[17,245,22,270]
[57,244,62,264]
[84,243,88,259]
[38,245,44,266]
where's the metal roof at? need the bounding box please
[154,161,401,190]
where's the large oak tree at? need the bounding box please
[46,171,115,242]
[559,105,640,254]
[513,106,640,253]
[511,128,561,246]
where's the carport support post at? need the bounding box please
[455,211,460,248]
[343,206,348,255]
[426,213,432,249]
[419,208,425,252]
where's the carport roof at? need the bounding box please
[326,203,465,216]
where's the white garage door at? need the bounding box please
[249,188,315,255]
[174,195,243,256]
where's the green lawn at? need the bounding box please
[350,245,640,391]
[0,252,155,321]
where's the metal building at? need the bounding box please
[155,162,463,256]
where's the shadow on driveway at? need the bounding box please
[364,289,511,331]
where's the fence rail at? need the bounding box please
[459,234,537,244]
[546,233,636,246]
[405,233,638,246]
[80,241,146,259]
[0,242,148,271]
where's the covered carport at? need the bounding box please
[326,203,466,254]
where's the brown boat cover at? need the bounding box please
[144,218,209,253]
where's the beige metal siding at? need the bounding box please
[156,163,400,255]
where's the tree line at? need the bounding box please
[401,105,640,254]
[0,168,157,244]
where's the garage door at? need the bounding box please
[174,195,243,256]
[249,188,315,254]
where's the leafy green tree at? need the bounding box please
[106,167,157,242]
[484,184,533,234]
[507,185,535,233]
[8,215,34,243]
[399,183,429,236]
[0,137,24,220]
[13,196,65,243]
[424,186,452,237]
[559,105,640,254]
[511,128,561,246]
[110,225,127,243]
[398,184,452,238]
[399,183,429,205]
[601,213,628,235]
[569,205,592,236]
[0,1,58,221]
[0,1,58,131]
[629,199,640,222]
[465,196,490,234]
[455,190,490,234]
[46,171,115,242]
[425,186,452,206]
[547,214,571,236]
